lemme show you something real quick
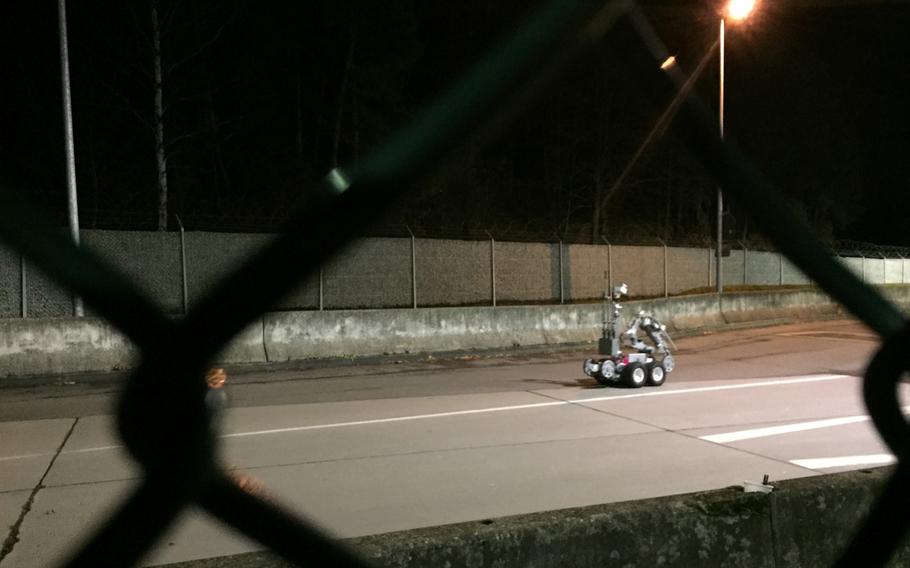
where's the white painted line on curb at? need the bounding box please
[791,454,895,470]
[700,415,871,444]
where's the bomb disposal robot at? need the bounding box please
[582,283,675,388]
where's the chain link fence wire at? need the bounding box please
[82,230,185,316]
[13,232,883,316]
[0,246,21,319]
[0,0,907,566]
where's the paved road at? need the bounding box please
[0,318,898,567]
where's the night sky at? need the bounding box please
[1,1,909,246]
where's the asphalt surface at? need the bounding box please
[0,318,897,567]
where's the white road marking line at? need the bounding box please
[700,415,871,444]
[0,452,53,462]
[700,405,910,444]
[225,374,853,438]
[6,373,853,456]
[64,445,121,454]
[571,374,850,405]
[777,331,878,342]
[223,400,567,438]
[791,454,895,470]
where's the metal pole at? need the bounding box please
[779,252,783,286]
[716,18,725,295]
[58,0,83,317]
[407,226,417,309]
[880,253,887,285]
[658,237,668,299]
[176,215,188,314]
[899,253,905,284]
[739,240,747,285]
[861,255,866,283]
[707,246,712,288]
[557,236,564,304]
[20,255,27,318]
[608,243,613,293]
[601,237,612,294]
[487,231,496,307]
[319,267,324,311]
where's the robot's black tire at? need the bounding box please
[647,363,667,386]
[623,362,647,388]
[594,375,612,386]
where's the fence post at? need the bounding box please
[319,267,324,311]
[20,254,27,318]
[779,251,783,286]
[601,237,612,294]
[487,231,496,307]
[739,240,747,286]
[556,235,564,304]
[406,226,417,309]
[900,253,905,284]
[176,215,188,315]
[861,254,866,283]
[707,246,712,288]
[657,237,668,299]
[880,252,887,285]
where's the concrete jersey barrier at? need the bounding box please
[3,287,909,378]
[150,466,906,568]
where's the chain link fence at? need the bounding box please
[3,230,908,319]
[1,1,908,567]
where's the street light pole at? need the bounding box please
[58,0,83,317]
[715,0,755,294]
[716,17,725,294]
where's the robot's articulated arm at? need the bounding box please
[623,311,670,355]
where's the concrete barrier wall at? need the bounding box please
[0,318,137,376]
[0,318,267,377]
[153,467,909,568]
[347,467,905,568]
[263,304,601,362]
[2,288,881,378]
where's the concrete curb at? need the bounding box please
[3,287,908,379]
[151,467,906,567]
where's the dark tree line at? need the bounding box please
[1,1,908,244]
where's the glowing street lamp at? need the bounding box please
[727,0,756,21]
[716,0,756,294]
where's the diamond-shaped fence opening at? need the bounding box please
[1,1,908,567]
